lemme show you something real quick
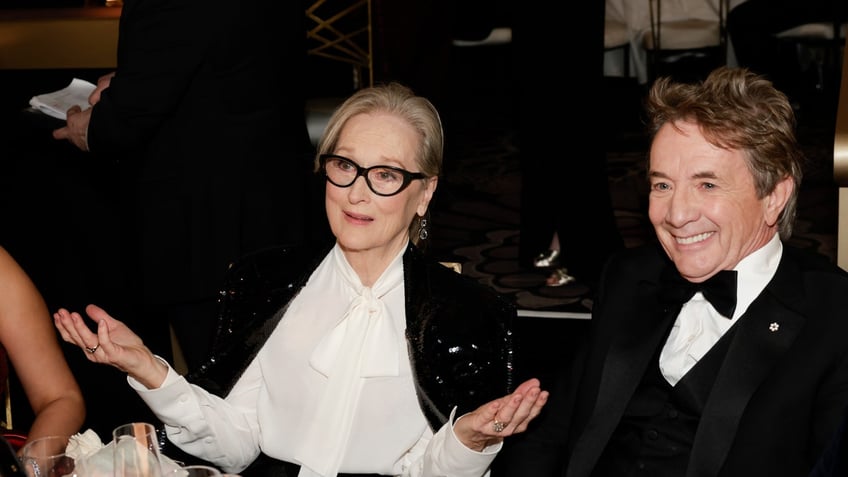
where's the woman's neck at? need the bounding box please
[340,238,408,287]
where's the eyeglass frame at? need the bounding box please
[319,153,428,197]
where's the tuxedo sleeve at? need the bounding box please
[495,347,583,476]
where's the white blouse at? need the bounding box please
[129,243,500,477]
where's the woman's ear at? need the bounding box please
[417,177,438,217]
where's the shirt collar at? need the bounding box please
[731,234,782,319]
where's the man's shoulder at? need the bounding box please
[779,245,848,287]
[770,245,848,318]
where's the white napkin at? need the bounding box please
[65,429,183,477]
[65,430,104,461]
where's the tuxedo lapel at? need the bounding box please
[688,267,805,477]
[567,279,678,476]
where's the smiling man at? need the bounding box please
[499,66,848,477]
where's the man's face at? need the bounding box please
[647,120,789,282]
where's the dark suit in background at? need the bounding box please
[512,0,624,291]
[87,0,314,364]
[53,0,317,437]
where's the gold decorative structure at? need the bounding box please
[306,0,373,90]
[834,42,848,271]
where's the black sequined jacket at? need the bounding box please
[186,241,516,431]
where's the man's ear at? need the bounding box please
[765,175,794,226]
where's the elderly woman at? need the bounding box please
[53,82,547,477]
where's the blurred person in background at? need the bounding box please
[512,0,625,294]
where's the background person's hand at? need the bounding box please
[88,71,115,105]
[453,378,548,451]
[53,304,168,389]
[52,105,92,152]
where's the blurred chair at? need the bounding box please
[774,20,847,97]
[451,26,512,47]
[439,261,462,274]
[450,25,513,108]
[605,18,630,77]
[643,0,730,83]
[0,346,25,452]
[0,347,11,432]
[835,40,848,272]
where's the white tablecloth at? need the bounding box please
[604,0,746,83]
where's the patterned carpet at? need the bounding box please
[428,77,840,319]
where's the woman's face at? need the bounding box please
[325,112,437,261]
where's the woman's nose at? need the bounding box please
[347,175,371,201]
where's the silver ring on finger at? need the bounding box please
[85,344,99,354]
[492,419,506,433]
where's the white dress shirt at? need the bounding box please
[659,234,782,385]
[129,243,499,476]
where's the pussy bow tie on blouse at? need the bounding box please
[298,247,402,477]
[659,268,738,319]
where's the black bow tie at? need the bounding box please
[659,268,738,318]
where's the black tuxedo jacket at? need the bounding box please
[500,243,848,477]
[88,0,314,308]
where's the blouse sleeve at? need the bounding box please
[128,357,264,474]
[405,407,501,477]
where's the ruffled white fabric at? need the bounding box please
[63,429,183,477]
[659,293,724,385]
[295,246,403,477]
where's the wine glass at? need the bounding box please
[20,435,74,477]
[168,465,222,477]
[112,422,163,477]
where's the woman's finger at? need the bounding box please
[53,311,77,344]
[59,311,86,344]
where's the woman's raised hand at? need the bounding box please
[53,304,169,389]
[452,378,549,452]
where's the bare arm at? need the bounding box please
[0,247,85,441]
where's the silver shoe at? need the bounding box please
[533,249,561,268]
[546,267,576,287]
